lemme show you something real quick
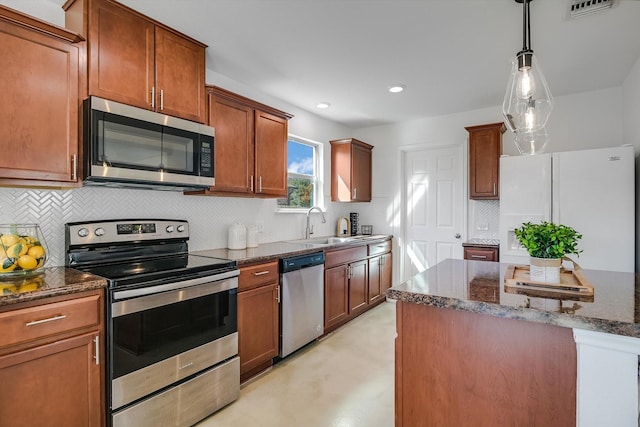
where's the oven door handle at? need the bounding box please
[112,270,239,317]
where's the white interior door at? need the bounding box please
[402,145,464,281]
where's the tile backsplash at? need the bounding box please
[0,187,338,267]
[468,199,499,240]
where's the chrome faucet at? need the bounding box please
[305,206,326,239]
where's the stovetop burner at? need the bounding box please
[65,219,236,289]
[77,253,236,288]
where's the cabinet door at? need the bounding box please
[368,256,382,304]
[348,260,368,315]
[238,283,279,376]
[324,265,349,331]
[467,123,504,200]
[155,27,205,123]
[0,332,102,427]
[380,252,393,295]
[208,94,254,194]
[351,143,372,202]
[88,0,154,111]
[255,110,288,197]
[0,18,79,183]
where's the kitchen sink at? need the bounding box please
[287,236,363,247]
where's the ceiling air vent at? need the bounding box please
[567,0,615,19]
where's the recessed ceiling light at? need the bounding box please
[316,102,331,109]
[388,84,406,93]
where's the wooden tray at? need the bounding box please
[504,264,594,297]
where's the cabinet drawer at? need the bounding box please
[325,245,368,269]
[368,240,391,256]
[239,261,279,291]
[463,247,498,262]
[0,293,102,349]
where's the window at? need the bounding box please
[277,136,322,210]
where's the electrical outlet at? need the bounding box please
[255,220,264,233]
[476,223,489,231]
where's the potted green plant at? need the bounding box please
[513,221,582,283]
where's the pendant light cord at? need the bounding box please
[522,0,532,52]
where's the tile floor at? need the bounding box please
[197,301,396,427]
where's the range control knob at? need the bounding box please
[177,225,185,233]
[166,225,174,233]
[78,228,89,238]
[94,228,105,237]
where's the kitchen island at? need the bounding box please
[387,259,639,427]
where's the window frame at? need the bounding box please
[276,134,324,213]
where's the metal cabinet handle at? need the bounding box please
[276,285,280,303]
[250,175,254,192]
[71,154,77,180]
[471,254,488,259]
[259,176,263,193]
[151,87,155,109]
[26,314,66,326]
[93,335,100,365]
[253,271,270,276]
[353,188,357,199]
[493,182,496,196]
[160,89,164,111]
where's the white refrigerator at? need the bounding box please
[499,145,635,272]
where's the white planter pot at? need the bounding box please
[529,257,561,283]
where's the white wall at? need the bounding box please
[622,55,640,271]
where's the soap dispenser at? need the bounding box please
[336,217,351,236]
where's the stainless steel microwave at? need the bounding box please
[84,96,214,191]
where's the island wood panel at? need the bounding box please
[395,301,576,426]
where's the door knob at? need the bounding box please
[454,233,461,239]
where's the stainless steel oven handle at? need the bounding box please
[112,270,239,317]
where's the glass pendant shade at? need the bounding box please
[502,51,553,138]
[513,126,549,155]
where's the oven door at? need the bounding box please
[110,271,238,411]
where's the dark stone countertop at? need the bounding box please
[387,258,640,339]
[0,267,107,306]
[194,235,392,266]
[0,235,392,306]
[462,238,500,249]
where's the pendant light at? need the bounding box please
[502,0,553,155]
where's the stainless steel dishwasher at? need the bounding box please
[279,252,325,358]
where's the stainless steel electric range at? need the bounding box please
[65,219,239,427]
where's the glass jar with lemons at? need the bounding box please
[0,224,48,278]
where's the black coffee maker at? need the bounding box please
[349,212,359,236]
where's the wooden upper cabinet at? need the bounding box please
[0,5,82,186]
[255,110,288,197]
[64,0,206,123]
[465,122,505,200]
[190,86,292,198]
[330,138,373,202]
[155,27,206,122]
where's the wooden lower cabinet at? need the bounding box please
[369,252,393,303]
[348,260,368,315]
[0,289,104,427]
[238,261,279,382]
[395,302,576,426]
[324,265,349,331]
[324,240,392,334]
[0,332,102,426]
[463,246,498,262]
